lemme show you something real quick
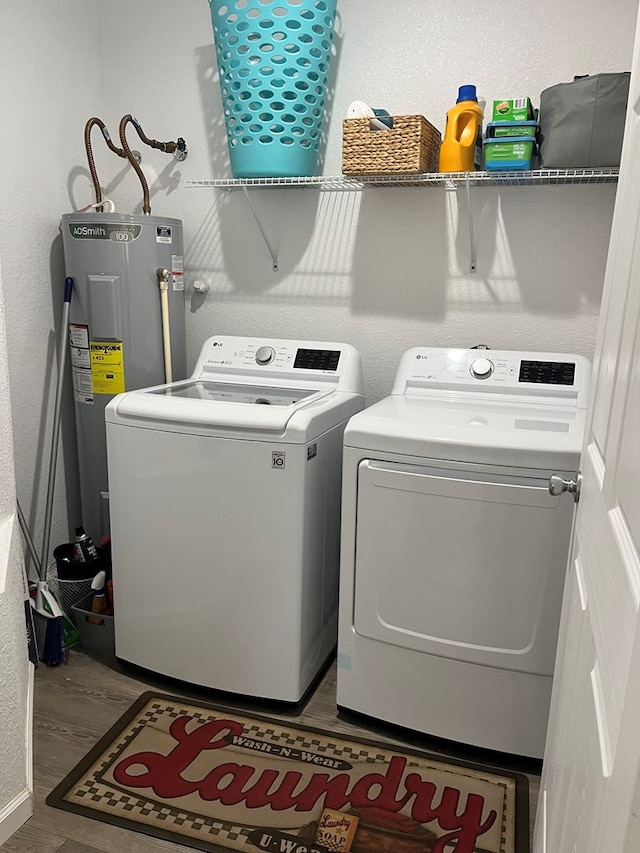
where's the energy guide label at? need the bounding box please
[90,341,125,395]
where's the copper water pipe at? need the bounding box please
[119,115,187,215]
[84,117,127,212]
[118,114,153,214]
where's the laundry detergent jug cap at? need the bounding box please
[457,85,478,103]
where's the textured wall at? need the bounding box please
[0,267,30,829]
[0,0,100,834]
[95,0,637,403]
[0,0,100,563]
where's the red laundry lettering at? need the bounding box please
[112,714,497,853]
[348,756,412,812]
[113,716,243,798]
[404,774,497,853]
[199,763,256,803]
[241,769,284,809]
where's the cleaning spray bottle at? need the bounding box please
[438,85,484,172]
[73,526,98,562]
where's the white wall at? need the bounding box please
[0,0,101,562]
[0,269,32,840]
[96,0,637,402]
[0,0,100,840]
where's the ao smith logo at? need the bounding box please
[68,223,142,242]
[72,225,107,237]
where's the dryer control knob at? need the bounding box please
[470,357,494,379]
[255,346,276,365]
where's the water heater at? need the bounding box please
[61,212,186,542]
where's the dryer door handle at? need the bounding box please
[548,472,581,502]
[365,461,559,508]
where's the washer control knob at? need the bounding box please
[255,345,276,366]
[470,357,494,379]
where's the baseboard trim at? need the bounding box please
[26,663,34,790]
[1,656,38,848]
[0,788,33,846]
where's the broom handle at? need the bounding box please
[40,277,73,580]
[16,498,42,577]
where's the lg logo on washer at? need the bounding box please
[272,451,286,469]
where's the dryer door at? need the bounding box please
[353,459,575,675]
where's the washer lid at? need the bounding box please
[344,394,586,469]
[107,378,332,432]
[149,380,319,406]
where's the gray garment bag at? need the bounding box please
[538,72,630,168]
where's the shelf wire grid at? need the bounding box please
[185,168,619,191]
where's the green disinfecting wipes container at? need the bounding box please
[486,120,538,139]
[484,137,535,171]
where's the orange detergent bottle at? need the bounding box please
[438,85,484,172]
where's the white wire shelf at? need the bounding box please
[185,168,619,191]
[186,167,619,272]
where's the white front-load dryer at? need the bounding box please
[106,336,364,703]
[337,348,591,757]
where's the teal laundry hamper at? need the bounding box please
[209,0,338,178]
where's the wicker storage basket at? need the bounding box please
[342,115,441,175]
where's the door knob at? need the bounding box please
[548,472,582,502]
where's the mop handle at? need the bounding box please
[40,277,73,580]
[16,498,42,577]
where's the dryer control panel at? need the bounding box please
[393,348,591,407]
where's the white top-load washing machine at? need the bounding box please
[337,347,590,758]
[106,336,364,703]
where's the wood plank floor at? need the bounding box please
[2,650,540,852]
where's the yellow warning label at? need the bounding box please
[90,341,125,395]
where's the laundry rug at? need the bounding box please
[47,692,529,853]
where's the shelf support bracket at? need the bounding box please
[242,187,278,271]
[464,176,477,274]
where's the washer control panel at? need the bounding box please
[393,348,590,404]
[201,339,341,372]
[193,336,364,393]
